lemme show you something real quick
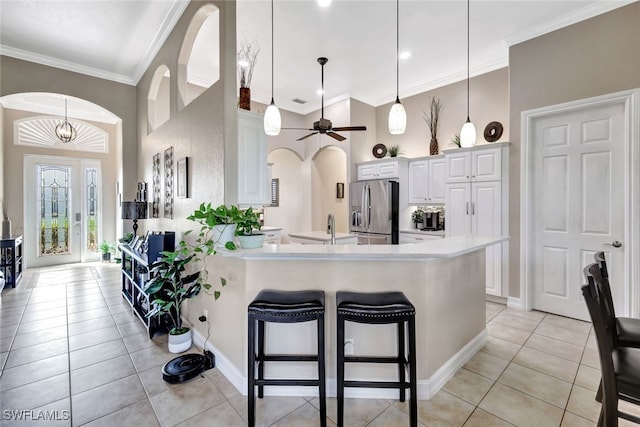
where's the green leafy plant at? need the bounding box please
[99,241,114,254]
[452,134,461,148]
[235,207,262,236]
[144,251,209,335]
[412,209,425,224]
[387,144,402,157]
[119,232,134,245]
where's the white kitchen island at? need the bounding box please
[185,235,507,400]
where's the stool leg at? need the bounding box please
[257,319,265,399]
[397,321,406,402]
[248,313,256,427]
[408,316,418,427]
[317,314,327,427]
[337,314,345,427]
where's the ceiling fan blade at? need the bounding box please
[296,132,318,141]
[282,127,314,131]
[331,126,367,132]
[326,132,346,142]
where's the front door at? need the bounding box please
[531,100,625,320]
[24,155,102,268]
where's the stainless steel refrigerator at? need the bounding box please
[349,180,399,244]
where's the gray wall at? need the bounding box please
[136,1,235,238]
[508,1,640,298]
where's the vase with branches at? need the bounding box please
[237,38,260,110]
[423,97,443,155]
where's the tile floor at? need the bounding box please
[1,262,637,426]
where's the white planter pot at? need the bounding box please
[213,224,237,248]
[168,329,192,353]
[237,234,265,249]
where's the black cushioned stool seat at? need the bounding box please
[248,289,326,427]
[336,291,417,427]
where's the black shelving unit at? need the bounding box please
[1,235,23,288]
[120,244,168,338]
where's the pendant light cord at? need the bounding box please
[396,0,399,101]
[270,0,274,103]
[466,0,470,120]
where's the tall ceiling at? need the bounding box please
[0,0,635,116]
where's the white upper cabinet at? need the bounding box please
[408,156,445,204]
[357,158,405,181]
[445,146,501,183]
[237,110,269,206]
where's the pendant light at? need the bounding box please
[55,99,77,143]
[460,0,476,147]
[263,0,281,136]
[388,0,406,135]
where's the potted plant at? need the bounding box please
[99,241,114,262]
[235,207,264,249]
[387,144,402,157]
[187,203,241,249]
[411,209,424,229]
[423,96,443,155]
[144,251,202,353]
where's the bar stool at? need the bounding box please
[336,291,417,427]
[247,289,327,427]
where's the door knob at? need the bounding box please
[605,241,622,248]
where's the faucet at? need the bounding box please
[327,214,336,245]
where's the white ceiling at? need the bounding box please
[0,0,636,117]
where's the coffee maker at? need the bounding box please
[421,211,440,231]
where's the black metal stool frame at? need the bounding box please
[247,296,327,427]
[336,296,418,427]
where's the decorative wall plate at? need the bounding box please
[372,143,387,158]
[484,122,503,143]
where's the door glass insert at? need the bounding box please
[38,165,70,256]
[86,167,98,252]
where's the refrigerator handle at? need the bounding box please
[466,202,469,215]
[364,183,370,230]
[361,183,367,229]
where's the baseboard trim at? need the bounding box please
[193,327,488,400]
[507,297,522,310]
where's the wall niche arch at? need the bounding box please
[147,65,170,134]
[177,4,220,110]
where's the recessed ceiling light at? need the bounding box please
[400,51,411,60]
[317,0,331,7]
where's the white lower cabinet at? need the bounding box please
[399,232,443,244]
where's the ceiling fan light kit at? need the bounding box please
[55,99,77,143]
[388,0,406,135]
[460,0,476,148]
[263,0,281,136]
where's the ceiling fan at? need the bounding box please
[283,57,367,142]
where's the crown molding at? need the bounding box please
[0,45,136,85]
[505,0,637,47]
[131,0,190,84]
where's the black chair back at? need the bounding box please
[593,252,619,344]
[582,263,619,425]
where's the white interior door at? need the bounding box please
[24,155,102,268]
[532,101,625,320]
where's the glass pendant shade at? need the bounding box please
[460,118,476,148]
[388,98,407,135]
[264,99,281,136]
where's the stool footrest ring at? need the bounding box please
[344,356,406,364]
[257,354,319,362]
[344,380,411,389]
[255,379,320,387]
